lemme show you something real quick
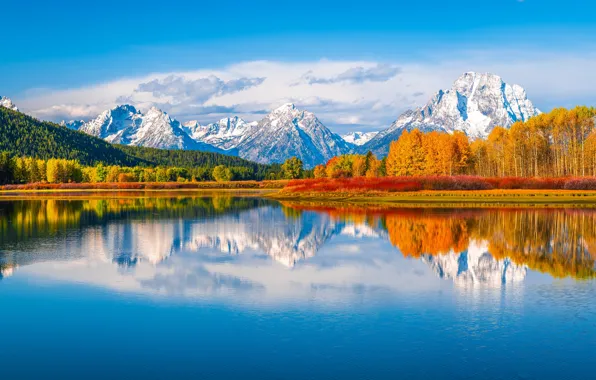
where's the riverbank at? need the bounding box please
[0,181,286,199]
[0,180,288,191]
[271,189,596,206]
[5,181,596,206]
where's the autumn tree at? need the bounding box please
[281,157,304,179]
[212,165,232,182]
[313,165,326,178]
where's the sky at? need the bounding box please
[1,0,596,134]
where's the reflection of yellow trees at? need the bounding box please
[390,209,596,279]
[0,200,84,239]
[211,195,233,212]
[475,210,596,279]
[0,197,265,243]
[386,209,596,279]
[385,213,471,257]
[283,203,596,280]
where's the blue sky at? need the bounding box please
[2,0,595,133]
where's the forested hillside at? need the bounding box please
[0,106,143,166]
[0,107,280,179]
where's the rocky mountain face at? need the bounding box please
[75,105,224,152]
[342,131,378,146]
[362,72,540,156]
[183,116,257,151]
[236,103,352,168]
[0,96,18,111]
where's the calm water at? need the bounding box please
[1,196,595,380]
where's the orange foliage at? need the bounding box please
[280,203,596,280]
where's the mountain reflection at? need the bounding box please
[0,197,595,300]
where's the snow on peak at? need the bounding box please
[362,72,541,156]
[342,131,379,146]
[0,96,18,111]
[186,116,255,150]
[273,103,297,113]
[77,105,222,152]
[236,104,351,167]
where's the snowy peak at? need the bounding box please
[236,104,352,167]
[342,131,378,146]
[77,105,223,152]
[187,116,256,150]
[362,72,540,156]
[273,102,297,114]
[0,96,18,111]
[79,104,141,141]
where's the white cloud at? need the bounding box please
[293,63,401,85]
[14,50,596,134]
[135,74,265,103]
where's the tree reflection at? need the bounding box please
[283,203,596,280]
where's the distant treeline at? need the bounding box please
[0,154,306,185]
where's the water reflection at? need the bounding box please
[0,197,595,301]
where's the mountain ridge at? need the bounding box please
[236,103,352,168]
[362,72,540,156]
[75,105,225,153]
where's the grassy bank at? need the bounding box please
[0,180,287,192]
[0,181,286,199]
[271,189,596,206]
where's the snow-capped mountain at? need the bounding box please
[0,96,18,111]
[78,105,142,142]
[342,131,378,146]
[363,72,540,156]
[236,103,352,167]
[60,120,85,130]
[184,116,257,150]
[76,105,223,152]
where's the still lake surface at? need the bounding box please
[0,195,595,379]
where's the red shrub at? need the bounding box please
[282,176,595,193]
[564,178,596,190]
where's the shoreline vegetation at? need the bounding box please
[4,178,596,206]
[270,176,596,205]
[0,180,287,191]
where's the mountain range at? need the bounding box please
[4,72,541,166]
[70,105,224,153]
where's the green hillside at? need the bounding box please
[0,106,144,166]
[0,107,279,179]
